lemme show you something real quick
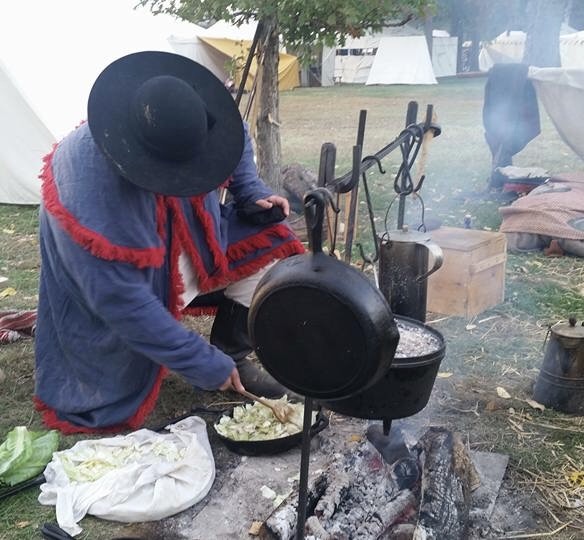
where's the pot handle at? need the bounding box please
[304,188,338,254]
[416,240,444,282]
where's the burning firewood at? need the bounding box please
[413,427,479,540]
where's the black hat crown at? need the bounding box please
[131,75,212,161]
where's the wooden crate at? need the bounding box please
[427,227,507,319]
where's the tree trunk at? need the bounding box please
[451,18,464,73]
[523,0,566,67]
[255,15,282,193]
[424,11,433,58]
[569,0,584,30]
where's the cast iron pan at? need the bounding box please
[213,405,329,456]
[249,189,399,401]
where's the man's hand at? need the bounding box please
[219,367,245,393]
[254,195,290,217]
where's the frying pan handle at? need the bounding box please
[0,473,45,501]
[309,412,330,437]
[304,188,338,254]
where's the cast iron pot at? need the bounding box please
[249,189,400,401]
[321,315,446,420]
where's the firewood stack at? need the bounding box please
[259,427,479,540]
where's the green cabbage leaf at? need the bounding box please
[0,426,59,486]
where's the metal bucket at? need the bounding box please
[533,318,584,414]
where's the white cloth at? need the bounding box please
[179,251,277,308]
[38,416,215,536]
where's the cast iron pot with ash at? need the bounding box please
[248,188,400,401]
[321,315,445,422]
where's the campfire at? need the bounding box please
[259,424,492,540]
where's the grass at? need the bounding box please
[1,77,584,538]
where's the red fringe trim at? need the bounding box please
[182,306,219,317]
[226,224,295,261]
[40,147,166,269]
[191,196,228,274]
[225,239,305,283]
[34,367,168,435]
[167,197,231,294]
[165,199,186,318]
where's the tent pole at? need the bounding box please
[235,21,263,107]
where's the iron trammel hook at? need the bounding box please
[361,155,386,175]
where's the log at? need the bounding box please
[281,163,317,215]
[352,489,416,538]
[413,427,478,540]
[260,472,328,539]
[281,163,330,245]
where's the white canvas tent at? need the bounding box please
[479,27,584,72]
[366,36,437,85]
[331,26,454,85]
[0,60,55,204]
[529,67,584,161]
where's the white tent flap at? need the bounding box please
[366,36,437,85]
[528,67,584,161]
[0,61,55,204]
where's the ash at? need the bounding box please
[395,319,442,358]
[308,443,417,539]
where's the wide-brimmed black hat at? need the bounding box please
[88,51,244,197]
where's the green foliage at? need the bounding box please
[138,0,433,53]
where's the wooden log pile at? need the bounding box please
[259,426,479,540]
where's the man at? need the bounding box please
[34,51,304,434]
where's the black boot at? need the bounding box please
[210,298,289,399]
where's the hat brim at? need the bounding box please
[88,51,244,197]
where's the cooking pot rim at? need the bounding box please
[392,350,445,367]
[393,315,446,366]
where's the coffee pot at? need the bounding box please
[378,226,443,322]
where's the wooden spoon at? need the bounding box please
[238,389,301,427]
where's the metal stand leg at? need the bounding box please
[295,397,314,540]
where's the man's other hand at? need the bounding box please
[254,195,290,217]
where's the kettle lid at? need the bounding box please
[551,317,584,339]
[384,227,433,244]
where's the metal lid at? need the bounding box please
[384,228,433,244]
[552,318,584,339]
